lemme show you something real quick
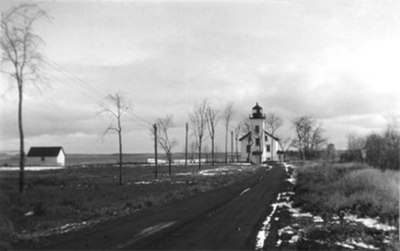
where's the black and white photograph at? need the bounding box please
[0,0,399,250]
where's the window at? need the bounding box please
[255,138,260,146]
[41,156,45,161]
[255,125,260,133]
[265,135,268,141]
[266,145,271,152]
[246,145,251,153]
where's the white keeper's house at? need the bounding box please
[27,146,66,166]
[239,103,281,164]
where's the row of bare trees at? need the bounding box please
[189,99,234,170]
[344,116,399,170]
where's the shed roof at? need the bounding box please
[27,147,64,157]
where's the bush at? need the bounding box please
[294,163,399,220]
[293,162,399,250]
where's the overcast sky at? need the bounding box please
[1,0,399,154]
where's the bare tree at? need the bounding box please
[234,122,242,162]
[292,116,327,160]
[223,102,234,163]
[154,115,178,175]
[102,93,130,185]
[276,136,292,162]
[365,115,400,170]
[1,4,49,194]
[205,102,219,166]
[189,100,208,169]
[347,133,366,150]
[241,117,253,162]
[190,141,196,162]
[265,113,283,160]
[265,113,283,135]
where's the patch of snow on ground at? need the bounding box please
[175,172,193,176]
[288,206,313,218]
[286,177,296,184]
[344,214,397,231]
[0,166,66,171]
[288,235,299,243]
[276,239,282,247]
[313,216,324,223]
[198,166,248,176]
[335,241,355,249]
[274,201,292,209]
[278,226,295,235]
[134,181,153,185]
[349,239,379,250]
[255,193,280,250]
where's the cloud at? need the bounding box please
[2,0,399,153]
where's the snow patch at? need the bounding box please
[0,166,66,171]
[286,177,296,184]
[255,193,280,250]
[198,166,250,176]
[288,206,313,218]
[335,241,355,249]
[344,214,396,231]
[239,188,251,196]
[278,226,295,236]
[175,172,193,176]
[289,235,299,243]
[349,239,379,250]
[313,216,324,223]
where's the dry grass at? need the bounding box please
[294,162,399,221]
[293,162,399,250]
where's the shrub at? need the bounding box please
[294,163,399,220]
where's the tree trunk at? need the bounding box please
[271,140,274,161]
[211,136,215,166]
[154,124,158,179]
[225,129,228,163]
[231,131,234,162]
[168,155,172,176]
[198,141,202,170]
[235,138,239,162]
[18,82,25,194]
[185,123,188,169]
[118,130,122,185]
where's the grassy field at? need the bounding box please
[292,162,399,250]
[0,163,258,249]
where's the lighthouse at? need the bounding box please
[239,103,280,164]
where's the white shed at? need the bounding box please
[27,147,66,166]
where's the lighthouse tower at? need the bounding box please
[249,103,266,163]
[239,103,280,163]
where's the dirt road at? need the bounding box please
[40,164,289,250]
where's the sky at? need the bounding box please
[1,0,399,154]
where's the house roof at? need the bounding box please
[238,132,251,141]
[27,147,64,157]
[238,131,280,141]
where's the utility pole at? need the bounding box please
[185,123,188,169]
[153,124,158,179]
[231,131,234,162]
